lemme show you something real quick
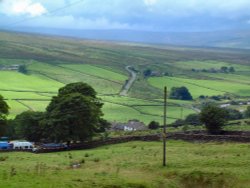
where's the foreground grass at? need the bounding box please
[0,141,249,188]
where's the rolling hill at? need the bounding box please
[0,30,250,123]
[9,27,250,49]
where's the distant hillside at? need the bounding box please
[0,31,250,123]
[7,27,250,49]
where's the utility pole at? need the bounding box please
[180,107,183,120]
[163,86,167,166]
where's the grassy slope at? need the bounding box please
[149,76,250,98]
[172,60,250,71]
[28,62,123,95]
[61,64,127,82]
[149,60,250,98]
[0,141,249,188]
[1,31,250,123]
[0,71,63,92]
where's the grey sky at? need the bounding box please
[1,0,250,31]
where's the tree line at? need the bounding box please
[170,104,250,134]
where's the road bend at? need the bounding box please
[120,66,137,96]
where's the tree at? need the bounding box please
[185,113,201,126]
[58,82,97,98]
[43,82,104,142]
[0,95,9,136]
[148,121,160,129]
[245,106,250,118]
[169,87,193,100]
[200,104,228,134]
[220,66,228,73]
[225,108,243,120]
[18,65,28,74]
[143,69,152,78]
[228,66,235,73]
[13,111,44,142]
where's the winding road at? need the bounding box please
[120,66,137,96]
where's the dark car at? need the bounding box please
[33,143,68,152]
[41,143,68,149]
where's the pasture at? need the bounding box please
[1,31,250,124]
[0,141,249,188]
[149,76,250,98]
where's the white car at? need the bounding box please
[10,141,34,150]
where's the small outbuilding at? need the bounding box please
[111,120,147,131]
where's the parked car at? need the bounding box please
[0,142,12,150]
[10,141,34,150]
[32,143,68,152]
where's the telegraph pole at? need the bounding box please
[180,107,183,120]
[163,86,167,166]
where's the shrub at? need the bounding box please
[148,121,160,129]
[170,119,186,127]
[225,109,243,120]
[93,158,100,162]
[185,114,201,126]
[0,156,8,162]
[169,87,193,100]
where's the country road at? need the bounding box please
[120,66,137,96]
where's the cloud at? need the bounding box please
[22,15,136,30]
[0,0,47,17]
[2,0,250,32]
[144,0,158,6]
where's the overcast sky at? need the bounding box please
[1,0,250,32]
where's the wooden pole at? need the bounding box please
[163,86,167,166]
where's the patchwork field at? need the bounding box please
[149,76,250,98]
[0,141,249,188]
[1,31,250,124]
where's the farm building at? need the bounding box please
[111,120,147,131]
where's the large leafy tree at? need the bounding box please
[200,104,228,134]
[13,111,44,142]
[58,82,97,98]
[0,94,9,136]
[44,82,104,142]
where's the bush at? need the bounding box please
[148,121,160,129]
[18,65,28,74]
[169,87,193,100]
[93,158,100,162]
[0,156,8,162]
[170,119,186,127]
[185,114,201,126]
[225,109,243,120]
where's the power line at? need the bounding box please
[4,0,85,29]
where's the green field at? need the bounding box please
[0,141,249,188]
[1,31,250,124]
[149,76,250,98]
[172,60,250,72]
[61,64,127,82]
[0,71,63,92]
